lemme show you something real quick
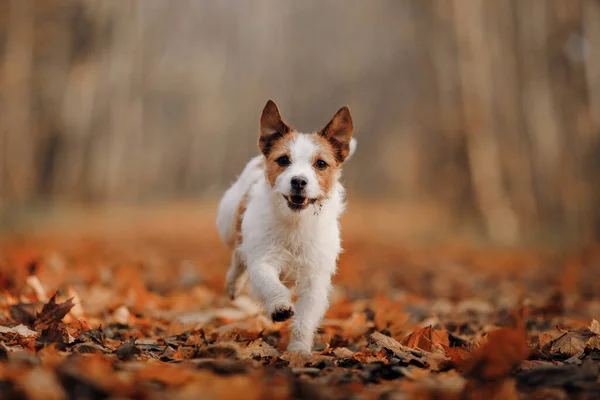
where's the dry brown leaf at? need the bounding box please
[34,293,75,331]
[369,331,427,366]
[279,352,333,369]
[332,347,355,358]
[585,335,600,351]
[236,339,280,359]
[171,346,187,360]
[279,352,311,368]
[403,326,450,353]
[589,319,600,335]
[443,345,471,366]
[538,331,560,349]
[518,360,556,371]
[0,324,38,338]
[548,330,593,358]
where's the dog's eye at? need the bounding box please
[315,159,328,170]
[275,156,291,167]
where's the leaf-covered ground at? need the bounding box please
[1,204,599,399]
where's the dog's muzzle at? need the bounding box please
[283,194,317,212]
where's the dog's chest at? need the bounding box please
[269,213,341,264]
[272,220,319,256]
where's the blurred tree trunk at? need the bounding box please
[1,0,35,205]
[453,0,521,244]
[583,0,600,240]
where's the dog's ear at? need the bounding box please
[259,100,292,156]
[320,106,353,163]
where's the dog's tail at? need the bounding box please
[346,138,358,161]
[216,155,263,247]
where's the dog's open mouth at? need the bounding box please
[283,195,316,211]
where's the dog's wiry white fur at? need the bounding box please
[217,102,356,354]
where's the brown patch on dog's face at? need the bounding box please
[264,132,298,188]
[311,134,341,197]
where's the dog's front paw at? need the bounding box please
[270,305,295,322]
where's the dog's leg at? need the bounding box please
[247,257,294,322]
[287,271,332,354]
[225,250,247,300]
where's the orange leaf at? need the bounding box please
[403,326,450,353]
[443,345,471,366]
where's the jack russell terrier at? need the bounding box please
[217,100,357,354]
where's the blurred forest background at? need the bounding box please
[0,0,599,245]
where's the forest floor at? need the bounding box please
[0,201,599,400]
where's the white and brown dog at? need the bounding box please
[216,100,356,354]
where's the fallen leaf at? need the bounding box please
[518,360,556,371]
[332,347,355,359]
[116,341,142,360]
[537,331,559,349]
[35,293,75,331]
[195,344,238,359]
[0,324,38,338]
[548,330,594,359]
[280,352,334,369]
[236,339,280,359]
[73,342,109,355]
[589,319,600,335]
[9,303,40,325]
[443,345,471,366]
[369,331,427,365]
[403,325,450,353]
[585,335,600,351]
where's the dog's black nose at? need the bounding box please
[291,176,307,190]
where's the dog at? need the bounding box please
[216,100,356,354]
